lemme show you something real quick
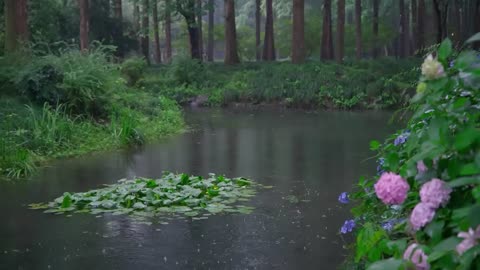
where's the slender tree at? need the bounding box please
[165,0,172,62]
[141,0,150,63]
[263,0,276,61]
[354,0,362,59]
[335,0,345,63]
[114,0,122,18]
[417,0,425,49]
[197,0,204,59]
[255,0,261,61]
[224,0,239,64]
[320,0,334,60]
[153,0,162,63]
[411,0,418,52]
[176,0,201,59]
[399,0,406,58]
[134,3,141,52]
[207,0,214,61]
[432,0,449,43]
[4,0,17,52]
[405,0,411,55]
[292,0,305,64]
[79,0,89,51]
[451,0,461,46]
[372,0,380,58]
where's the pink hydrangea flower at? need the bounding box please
[410,202,436,231]
[456,226,480,255]
[403,243,430,270]
[374,172,410,205]
[421,54,445,80]
[417,161,428,174]
[420,178,452,209]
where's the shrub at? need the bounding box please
[121,56,147,86]
[166,56,207,87]
[341,39,480,269]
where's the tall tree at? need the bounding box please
[207,0,214,61]
[224,0,239,64]
[176,0,201,59]
[405,0,411,55]
[141,0,150,63]
[197,0,204,59]
[354,0,362,59]
[255,0,261,61]
[153,0,162,63]
[335,0,345,63]
[372,0,380,58]
[4,0,29,52]
[113,0,124,56]
[134,3,141,52]
[432,0,449,43]
[451,0,461,46]
[411,0,418,52]
[165,0,172,62]
[399,0,406,58]
[114,0,122,18]
[292,0,305,64]
[263,0,276,61]
[79,0,89,51]
[417,0,425,49]
[320,0,334,60]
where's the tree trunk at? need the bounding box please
[207,0,214,62]
[178,0,201,59]
[197,0,204,60]
[292,0,305,64]
[405,1,411,55]
[153,0,162,63]
[451,0,461,46]
[4,0,17,52]
[372,0,379,58]
[354,0,362,59]
[114,0,122,18]
[224,0,239,64]
[399,0,406,58]
[321,0,334,60]
[417,0,425,49]
[263,0,276,61]
[411,0,417,52]
[335,0,345,63]
[432,0,449,43]
[255,0,261,61]
[134,3,141,52]
[165,0,172,62]
[141,0,150,64]
[79,0,89,51]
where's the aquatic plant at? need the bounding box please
[31,173,259,220]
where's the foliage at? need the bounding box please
[121,56,148,86]
[31,173,258,219]
[343,39,480,269]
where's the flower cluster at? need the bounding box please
[403,243,430,270]
[376,158,385,175]
[338,192,349,204]
[416,160,428,174]
[374,172,410,205]
[456,226,480,255]
[394,131,410,146]
[340,219,356,234]
[421,54,445,80]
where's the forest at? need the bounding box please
[0,0,480,269]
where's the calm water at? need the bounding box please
[0,108,397,270]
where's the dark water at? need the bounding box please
[0,109,397,270]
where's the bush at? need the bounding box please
[121,56,147,86]
[167,56,207,87]
[342,39,480,269]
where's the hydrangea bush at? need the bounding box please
[341,37,480,269]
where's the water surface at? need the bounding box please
[0,108,396,269]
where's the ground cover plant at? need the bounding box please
[141,57,420,110]
[30,173,259,223]
[339,37,480,269]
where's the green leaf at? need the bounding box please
[433,237,461,252]
[438,39,453,61]
[425,221,445,245]
[61,193,72,208]
[460,163,480,176]
[370,140,381,151]
[367,258,404,270]
[454,127,480,151]
[468,205,480,227]
[448,176,480,188]
[465,33,480,44]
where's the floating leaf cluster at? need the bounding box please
[30,173,258,219]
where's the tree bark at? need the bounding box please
[4,0,17,52]
[141,0,150,64]
[354,0,362,59]
[255,0,261,61]
[153,0,162,63]
[224,0,239,64]
[207,0,214,61]
[165,0,172,62]
[399,0,406,58]
[177,0,201,59]
[79,0,89,51]
[433,0,449,43]
[417,0,425,49]
[263,0,276,61]
[405,0,411,55]
[321,0,334,60]
[451,0,461,46]
[292,0,305,64]
[114,0,122,18]
[197,0,204,60]
[335,0,345,63]
[372,0,379,58]
[411,0,417,52]
[134,3,141,52]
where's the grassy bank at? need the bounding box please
[141,57,421,110]
[0,47,184,179]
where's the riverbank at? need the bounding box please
[142,57,420,110]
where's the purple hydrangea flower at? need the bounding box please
[457,226,480,255]
[394,131,410,146]
[381,218,403,232]
[403,243,430,270]
[410,202,436,231]
[338,192,349,204]
[340,219,356,234]
[417,160,428,174]
[374,172,410,205]
[419,178,452,209]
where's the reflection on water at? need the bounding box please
[0,108,396,269]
